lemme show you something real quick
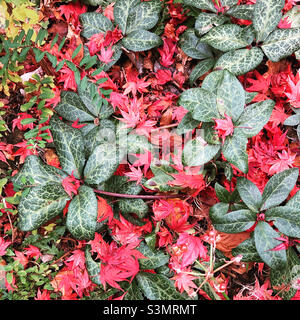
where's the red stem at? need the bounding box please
[93,189,185,199]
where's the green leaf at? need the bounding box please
[55,91,95,123]
[232,237,263,262]
[189,58,215,85]
[261,168,299,211]
[85,245,101,286]
[284,114,300,126]
[195,13,229,36]
[119,199,148,218]
[210,204,256,233]
[104,175,142,195]
[286,190,300,209]
[18,184,70,232]
[180,29,213,60]
[183,0,218,12]
[254,221,287,269]
[253,0,284,42]
[126,0,161,34]
[202,122,220,145]
[124,279,144,300]
[79,12,113,38]
[214,47,264,76]
[261,28,300,62]
[235,99,275,138]
[137,241,169,270]
[122,30,162,52]
[176,112,200,135]
[11,155,67,189]
[84,143,121,185]
[50,115,86,179]
[78,81,113,119]
[236,177,262,212]
[182,137,220,166]
[226,4,255,20]
[136,272,188,300]
[222,131,249,173]
[121,134,151,154]
[214,182,231,203]
[113,0,140,34]
[178,88,219,122]
[200,24,253,52]
[66,186,98,240]
[265,206,300,238]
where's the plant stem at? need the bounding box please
[94,189,186,199]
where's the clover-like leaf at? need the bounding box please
[254,221,287,269]
[261,168,299,211]
[180,29,214,60]
[178,88,219,122]
[50,115,86,179]
[189,58,215,85]
[182,137,221,167]
[265,206,300,238]
[66,185,98,240]
[214,47,264,76]
[236,177,262,212]
[195,13,229,36]
[85,245,101,286]
[232,237,263,262]
[18,183,70,232]
[79,12,113,38]
[222,131,249,173]
[253,0,285,42]
[84,143,121,185]
[261,28,300,62]
[122,30,162,52]
[137,242,169,270]
[235,99,275,138]
[200,24,253,52]
[113,0,140,34]
[136,272,188,300]
[210,204,256,233]
[11,155,67,189]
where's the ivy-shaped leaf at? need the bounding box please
[79,12,113,38]
[176,112,199,135]
[66,185,98,240]
[232,237,263,262]
[261,168,299,211]
[254,221,287,269]
[214,47,264,76]
[137,241,169,270]
[226,4,255,20]
[183,0,218,12]
[113,0,140,34]
[119,199,148,218]
[85,245,101,286]
[253,0,285,42]
[195,13,229,36]
[189,58,215,85]
[236,177,262,212]
[18,184,70,231]
[124,279,144,300]
[122,30,162,52]
[286,189,300,209]
[50,115,86,179]
[136,272,188,300]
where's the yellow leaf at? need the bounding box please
[44,223,56,233]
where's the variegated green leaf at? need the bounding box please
[214,47,264,76]
[189,58,215,85]
[78,81,113,119]
[195,13,229,36]
[200,24,253,52]
[235,99,275,138]
[18,184,70,231]
[222,131,248,173]
[253,0,284,42]
[137,241,169,270]
[182,137,221,166]
[210,205,256,233]
[178,88,219,122]
[183,0,217,12]
[84,143,121,185]
[79,12,113,38]
[119,199,148,218]
[136,272,188,300]
[104,175,142,195]
[221,0,238,7]
[254,221,287,269]
[50,115,86,179]
[85,245,101,286]
[226,4,255,20]
[102,44,123,72]
[202,122,220,145]
[66,185,98,240]
[120,133,151,154]
[55,91,95,123]
[124,280,143,300]
[11,155,66,189]
[214,182,231,203]
[113,0,140,34]
[180,29,213,60]
[284,114,300,126]
[176,112,199,135]
[261,28,300,62]
[286,190,300,209]
[236,177,262,212]
[265,206,300,238]
[245,91,257,104]
[126,0,161,34]
[232,237,263,262]
[261,168,299,211]
[122,30,162,52]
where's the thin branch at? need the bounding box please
[93,189,186,199]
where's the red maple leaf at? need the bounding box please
[247,70,271,94]
[62,173,81,198]
[213,113,234,143]
[97,45,114,64]
[0,237,11,256]
[24,245,42,259]
[158,38,176,68]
